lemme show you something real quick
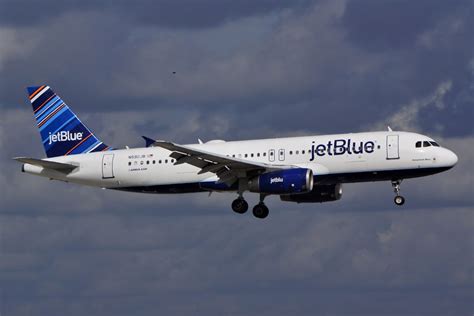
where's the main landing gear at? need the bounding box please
[231,196,248,214]
[231,194,269,219]
[391,180,405,206]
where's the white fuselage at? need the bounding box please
[22,131,458,194]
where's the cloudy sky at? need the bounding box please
[1,0,473,315]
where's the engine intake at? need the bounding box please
[248,168,313,195]
[280,184,343,203]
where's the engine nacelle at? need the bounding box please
[280,184,343,203]
[248,168,313,195]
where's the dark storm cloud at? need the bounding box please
[1,208,473,315]
[1,0,474,315]
[0,0,309,28]
[1,0,472,138]
[342,0,468,51]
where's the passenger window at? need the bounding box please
[263,152,267,157]
[302,150,305,154]
[232,154,235,158]
[165,159,168,163]
[146,161,149,165]
[289,151,293,155]
[251,153,254,157]
[257,153,260,157]
[416,141,422,148]
[296,150,299,155]
[423,141,431,147]
[128,161,131,166]
[245,154,248,158]
[430,141,440,147]
[159,160,162,164]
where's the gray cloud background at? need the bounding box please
[1,0,473,315]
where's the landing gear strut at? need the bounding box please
[252,194,269,219]
[231,196,248,214]
[391,180,405,206]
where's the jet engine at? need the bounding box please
[280,184,343,203]
[248,168,313,195]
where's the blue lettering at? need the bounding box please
[310,142,315,161]
[308,139,377,159]
[316,144,326,156]
[334,139,346,155]
[364,141,375,153]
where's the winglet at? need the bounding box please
[142,136,156,147]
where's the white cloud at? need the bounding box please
[373,80,452,132]
[0,28,40,71]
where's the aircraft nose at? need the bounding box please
[444,149,458,167]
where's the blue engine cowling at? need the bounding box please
[248,168,313,195]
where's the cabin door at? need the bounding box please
[386,135,400,160]
[102,154,115,178]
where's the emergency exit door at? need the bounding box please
[102,154,115,178]
[386,135,400,160]
[278,149,285,161]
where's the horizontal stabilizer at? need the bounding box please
[13,157,78,173]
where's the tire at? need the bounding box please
[394,195,405,206]
[232,198,248,214]
[252,203,269,219]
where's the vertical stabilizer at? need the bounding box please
[26,85,111,158]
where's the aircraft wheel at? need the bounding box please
[231,198,248,214]
[252,203,269,219]
[394,195,405,206]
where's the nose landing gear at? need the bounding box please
[392,180,405,206]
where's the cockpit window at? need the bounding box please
[415,141,422,148]
[430,141,440,147]
[423,141,431,147]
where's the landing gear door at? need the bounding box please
[386,135,400,160]
[102,154,115,179]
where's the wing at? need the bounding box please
[150,139,294,185]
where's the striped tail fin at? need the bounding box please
[26,85,111,158]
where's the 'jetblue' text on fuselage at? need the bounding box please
[310,139,376,161]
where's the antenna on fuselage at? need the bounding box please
[387,126,393,131]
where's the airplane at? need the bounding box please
[15,85,459,219]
